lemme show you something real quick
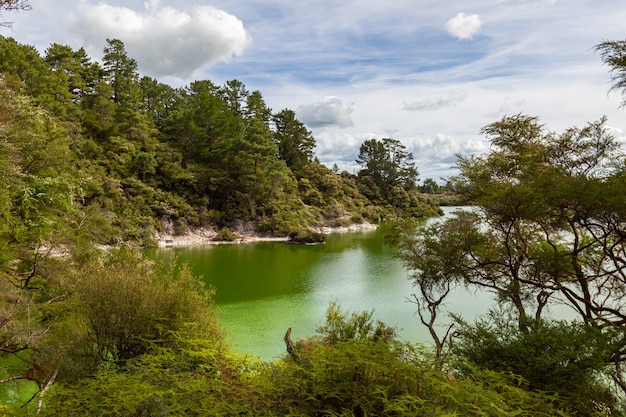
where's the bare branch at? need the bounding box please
[0,0,31,28]
[0,374,27,384]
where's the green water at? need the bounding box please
[150,208,493,360]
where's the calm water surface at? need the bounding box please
[150,207,493,360]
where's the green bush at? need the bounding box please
[49,248,225,376]
[214,227,239,242]
[287,229,326,244]
[453,310,622,416]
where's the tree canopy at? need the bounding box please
[354,137,431,215]
[356,137,418,194]
[0,35,440,245]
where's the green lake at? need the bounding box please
[149,207,497,360]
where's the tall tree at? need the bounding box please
[245,90,272,124]
[101,39,159,150]
[44,43,101,106]
[272,109,315,175]
[138,75,177,127]
[220,79,249,117]
[161,80,239,211]
[237,91,277,203]
[102,38,139,106]
[0,36,70,115]
[356,138,418,201]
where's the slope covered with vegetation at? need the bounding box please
[0,36,440,246]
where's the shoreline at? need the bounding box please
[156,222,378,248]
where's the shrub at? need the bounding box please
[214,227,239,242]
[453,310,622,415]
[288,229,326,244]
[251,303,570,416]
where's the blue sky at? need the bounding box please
[3,0,626,181]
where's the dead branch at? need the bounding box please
[284,327,296,358]
[36,366,59,414]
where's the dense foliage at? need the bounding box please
[454,311,620,415]
[2,29,625,415]
[38,301,569,416]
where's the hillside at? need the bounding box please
[0,36,441,249]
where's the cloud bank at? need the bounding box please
[67,0,251,79]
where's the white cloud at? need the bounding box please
[410,134,487,161]
[298,96,354,128]
[407,134,490,179]
[313,131,366,173]
[67,0,251,79]
[403,90,469,111]
[445,12,482,40]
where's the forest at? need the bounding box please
[0,35,442,246]
[1,20,626,416]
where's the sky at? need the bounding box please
[3,0,626,181]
